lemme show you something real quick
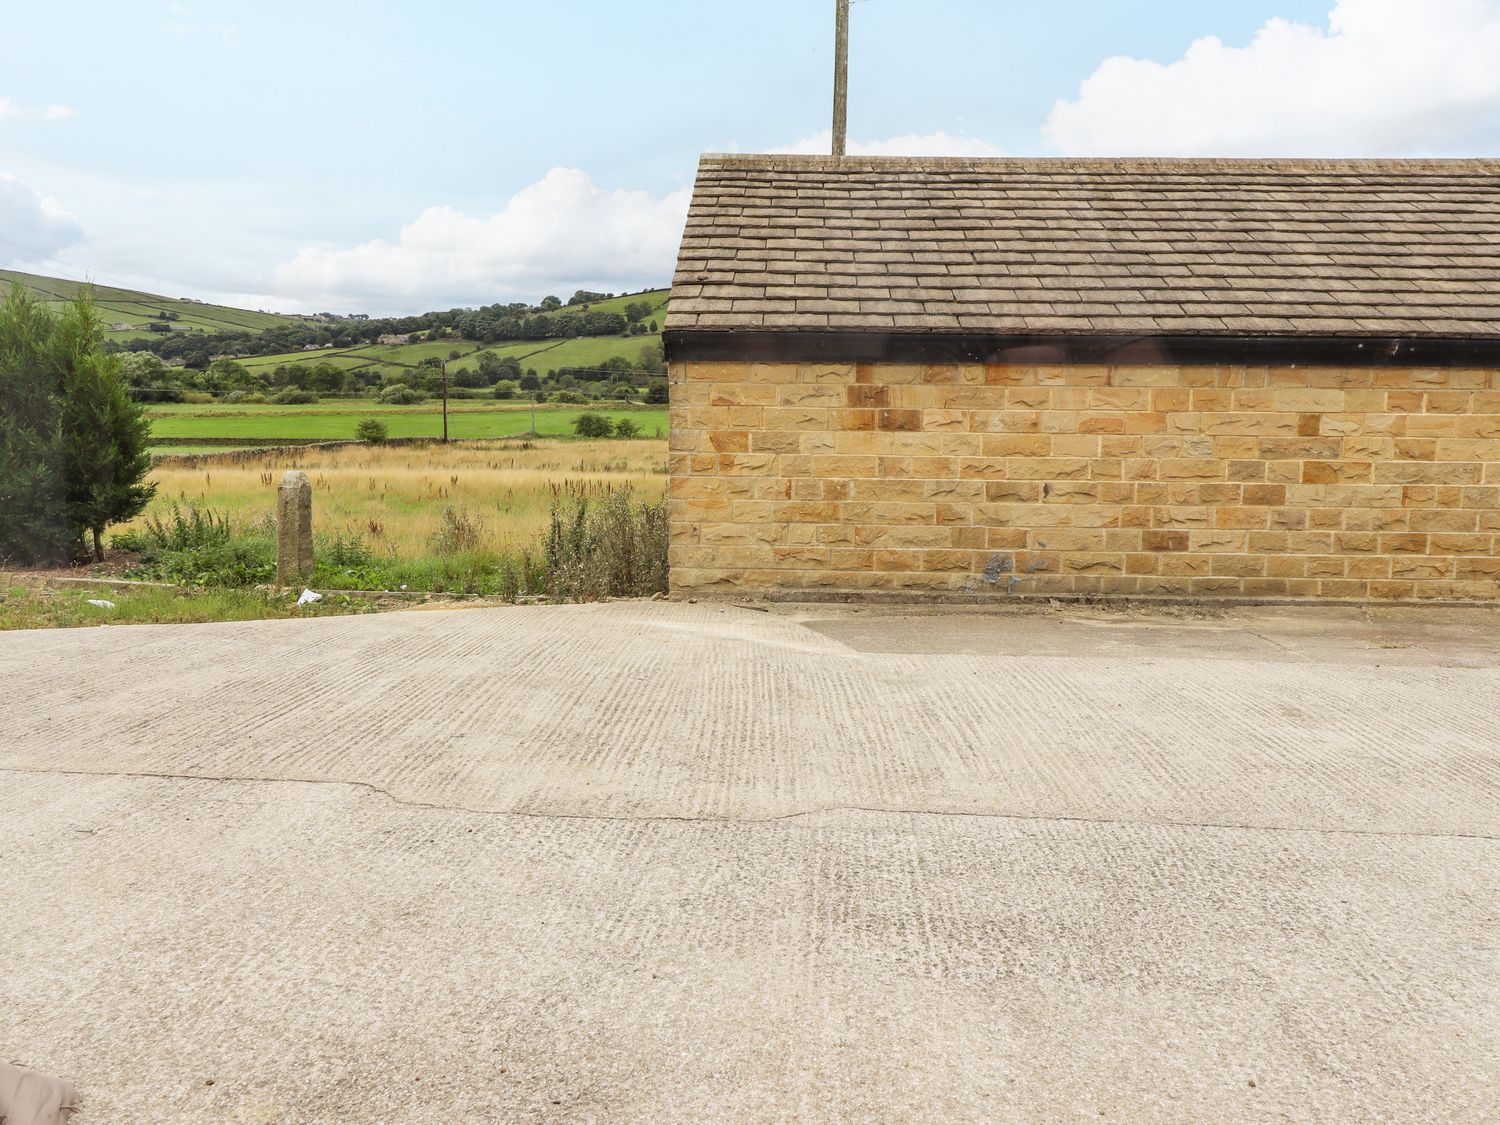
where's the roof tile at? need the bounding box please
[668,154,1500,339]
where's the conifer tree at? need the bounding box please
[0,284,70,564]
[51,293,157,561]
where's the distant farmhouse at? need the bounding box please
[110,322,134,332]
[664,155,1500,604]
[378,334,412,346]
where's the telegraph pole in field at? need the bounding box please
[833,0,850,157]
[440,361,450,443]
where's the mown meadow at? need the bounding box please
[146,401,668,450]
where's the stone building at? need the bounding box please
[663,155,1500,602]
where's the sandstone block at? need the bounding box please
[276,471,313,586]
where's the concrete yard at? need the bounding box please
[1,600,1496,1122]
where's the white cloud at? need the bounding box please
[269,168,691,313]
[776,130,1001,157]
[0,97,77,123]
[1045,0,1500,156]
[0,174,85,264]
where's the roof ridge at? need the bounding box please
[699,153,1500,175]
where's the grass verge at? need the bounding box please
[0,582,377,631]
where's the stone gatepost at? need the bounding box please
[276,470,313,585]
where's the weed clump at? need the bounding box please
[543,485,667,601]
[431,507,486,555]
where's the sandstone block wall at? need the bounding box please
[667,361,1500,601]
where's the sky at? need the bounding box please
[3,0,1500,316]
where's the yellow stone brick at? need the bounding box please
[1008,457,1091,481]
[761,408,830,431]
[710,384,777,407]
[751,431,800,454]
[923,409,968,431]
[1160,459,1224,481]
[800,363,856,385]
[777,385,844,407]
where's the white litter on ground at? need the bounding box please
[296,589,323,607]
[86,599,116,610]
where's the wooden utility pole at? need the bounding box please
[833,0,850,157]
[441,361,450,443]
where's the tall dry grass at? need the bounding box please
[130,439,668,557]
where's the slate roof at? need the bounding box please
[667,155,1500,339]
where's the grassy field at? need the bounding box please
[146,403,668,444]
[0,268,318,341]
[479,334,664,372]
[561,289,670,323]
[135,438,668,559]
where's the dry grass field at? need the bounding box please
[133,439,669,558]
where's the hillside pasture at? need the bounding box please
[223,288,670,382]
[0,268,314,339]
[558,288,670,324]
[476,334,665,374]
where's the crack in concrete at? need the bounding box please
[4,764,1496,845]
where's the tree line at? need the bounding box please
[115,287,665,369]
[121,339,667,405]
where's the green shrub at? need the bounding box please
[181,391,216,404]
[152,540,277,587]
[129,386,185,404]
[139,504,233,553]
[551,390,588,405]
[121,503,275,587]
[572,412,613,438]
[325,532,376,568]
[272,388,318,405]
[492,380,518,400]
[355,418,389,443]
[377,385,424,405]
[109,527,150,553]
[612,418,641,439]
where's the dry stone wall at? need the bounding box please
[668,360,1500,601]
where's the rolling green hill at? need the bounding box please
[244,288,671,383]
[0,268,323,342]
[1,268,670,379]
